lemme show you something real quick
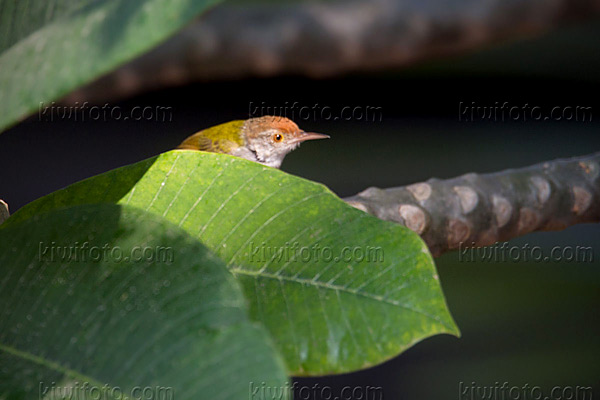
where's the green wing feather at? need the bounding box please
[177,120,245,154]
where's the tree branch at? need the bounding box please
[344,153,600,257]
[64,0,600,103]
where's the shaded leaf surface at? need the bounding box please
[7,151,459,375]
[0,204,287,399]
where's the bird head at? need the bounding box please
[242,116,329,168]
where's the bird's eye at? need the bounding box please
[273,133,283,142]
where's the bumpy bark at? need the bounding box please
[344,153,600,257]
[64,0,600,103]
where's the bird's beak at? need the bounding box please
[293,131,330,143]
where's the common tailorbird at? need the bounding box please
[177,116,329,168]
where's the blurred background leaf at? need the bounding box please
[0,0,221,132]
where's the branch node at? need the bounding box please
[447,219,471,249]
[517,207,540,234]
[406,183,432,202]
[347,201,369,213]
[398,204,427,234]
[492,195,512,228]
[572,186,592,215]
[453,186,478,214]
[530,176,551,205]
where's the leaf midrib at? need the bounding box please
[230,267,451,329]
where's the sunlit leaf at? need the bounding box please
[7,151,459,375]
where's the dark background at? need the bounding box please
[1,20,599,400]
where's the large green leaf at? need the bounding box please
[7,151,460,375]
[0,0,220,132]
[0,204,288,399]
